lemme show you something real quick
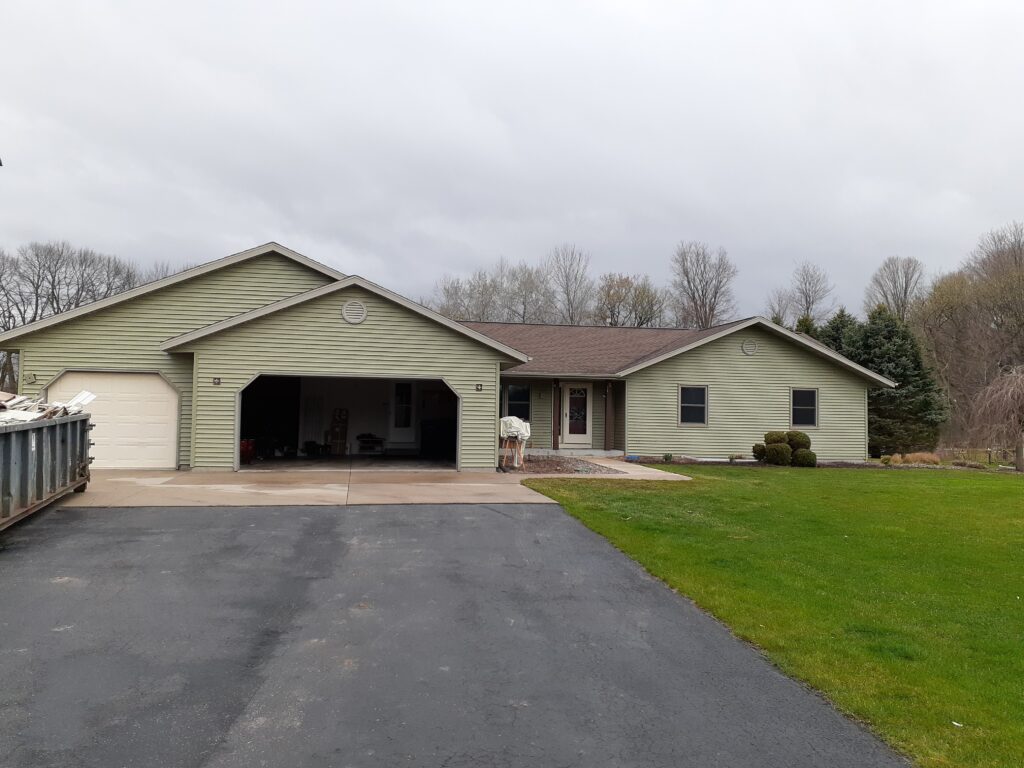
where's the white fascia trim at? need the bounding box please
[500,372,619,380]
[160,275,531,363]
[615,316,897,387]
[0,242,346,346]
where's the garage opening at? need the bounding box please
[239,376,458,469]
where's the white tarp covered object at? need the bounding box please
[499,416,531,441]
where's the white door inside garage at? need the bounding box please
[48,371,179,469]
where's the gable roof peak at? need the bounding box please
[0,242,345,345]
[160,274,530,363]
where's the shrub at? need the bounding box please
[764,431,789,445]
[752,443,767,462]
[880,454,892,465]
[764,442,792,466]
[889,454,904,465]
[662,453,674,463]
[786,431,811,451]
[728,454,745,464]
[903,452,941,465]
[792,448,817,467]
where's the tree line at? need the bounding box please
[0,241,182,391]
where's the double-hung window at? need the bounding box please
[505,383,531,421]
[791,388,818,427]
[679,386,708,425]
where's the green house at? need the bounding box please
[0,243,894,470]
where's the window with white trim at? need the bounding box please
[791,388,818,427]
[679,386,708,425]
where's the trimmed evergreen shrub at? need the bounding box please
[764,443,792,465]
[764,431,789,445]
[786,431,811,451]
[752,443,767,462]
[792,448,817,467]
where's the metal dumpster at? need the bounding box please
[0,412,92,531]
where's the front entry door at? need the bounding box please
[560,382,593,448]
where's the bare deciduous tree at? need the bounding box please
[432,268,502,321]
[498,261,557,324]
[593,273,634,326]
[864,255,925,321]
[971,366,1024,471]
[790,261,834,323]
[547,244,594,325]
[966,221,1024,364]
[764,286,794,327]
[914,222,1024,443]
[592,273,667,327]
[629,275,668,328]
[0,241,186,391]
[670,241,737,329]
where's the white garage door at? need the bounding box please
[48,371,179,469]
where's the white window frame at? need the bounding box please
[790,387,819,429]
[678,384,709,427]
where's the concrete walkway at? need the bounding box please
[59,457,686,507]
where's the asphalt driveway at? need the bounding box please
[0,504,905,767]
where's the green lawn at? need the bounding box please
[525,466,1024,768]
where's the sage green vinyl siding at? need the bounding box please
[624,327,869,460]
[184,286,506,469]
[529,382,553,449]
[10,254,332,467]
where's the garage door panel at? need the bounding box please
[48,372,178,469]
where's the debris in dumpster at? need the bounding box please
[0,390,95,425]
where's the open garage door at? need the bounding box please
[47,371,179,469]
[239,376,458,468]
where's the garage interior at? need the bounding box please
[239,375,458,468]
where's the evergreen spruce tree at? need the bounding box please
[794,315,817,336]
[814,307,861,357]
[849,307,948,455]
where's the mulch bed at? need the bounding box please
[507,456,623,475]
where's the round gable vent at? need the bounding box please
[342,300,367,325]
[740,338,758,356]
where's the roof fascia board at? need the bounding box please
[0,242,345,346]
[500,372,620,380]
[160,276,530,363]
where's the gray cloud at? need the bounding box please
[3,1,1022,315]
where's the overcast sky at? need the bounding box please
[3,2,1022,316]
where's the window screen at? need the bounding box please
[680,386,707,425]
[791,388,817,427]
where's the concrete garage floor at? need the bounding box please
[0,504,905,768]
[57,458,684,507]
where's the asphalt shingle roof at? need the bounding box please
[463,319,750,376]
